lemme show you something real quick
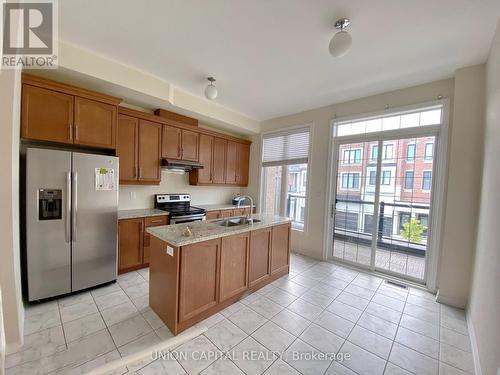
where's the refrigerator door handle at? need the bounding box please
[66,171,71,243]
[72,171,78,242]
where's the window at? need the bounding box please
[371,145,378,161]
[334,104,443,137]
[422,171,432,190]
[404,171,414,190]
[341,173,360,189]
[261,127,310,230]
[407,144,416,161]
[383,144,394,160]
[381,170,391,185]
[343,148,362,164]
[369,171,376,185]
[417,213,429,236]
[424,143,434,161]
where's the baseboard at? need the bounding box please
[435,290,466,308]
[5,338,23,355]
[466,310,483,375]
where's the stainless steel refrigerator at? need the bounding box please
[25,148,119,301]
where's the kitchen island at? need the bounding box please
[146,214,291,335]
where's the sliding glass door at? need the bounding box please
[329,104,444,283]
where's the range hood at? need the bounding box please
[161,158,204,172]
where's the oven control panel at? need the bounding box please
[155,194,191,203]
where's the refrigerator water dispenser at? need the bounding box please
[38,189,62,220]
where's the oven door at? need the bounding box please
[170,213,206,224]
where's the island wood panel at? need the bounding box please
[219,232,249,302]
[118,218,144,272]
[212,138,227,183]
[149,236,179,332]
[116,114,138,182]
[181,129,199,161]
[74,97,117,149]
[138,120,161,183]
[178,238,220,323]
[196,134,213,183]
[21,84,74,144]
[162,125,182,159]
[249,228,272,287]
[270,223,291,275]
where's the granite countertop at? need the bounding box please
[118,208,168,220]
[147,213,290,247]
[194,203,252,211]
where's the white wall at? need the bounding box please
[0,68,24,353]
[468,20,500,375]
[249,79,455,261]
[437,65,485,308]
[119,170,241,209]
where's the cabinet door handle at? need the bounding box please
[74,125,79,140]
[149,219,163,223]
[68,124,73,140]
[139,167,142,179]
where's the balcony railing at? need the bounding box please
[334,198,429,257]
[286,193,306,229]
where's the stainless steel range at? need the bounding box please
[154,194,206,224]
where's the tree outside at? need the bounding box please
[401,218,424,243]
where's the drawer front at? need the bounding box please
[145,215,168,227]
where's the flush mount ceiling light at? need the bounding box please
[204,77,218,100]
[329,18,352,58]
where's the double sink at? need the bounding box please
[214,216,261,227]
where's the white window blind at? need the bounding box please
[262,127,310,167]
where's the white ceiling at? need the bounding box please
[59,0,500,121]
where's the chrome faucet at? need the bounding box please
[237,195,254,224]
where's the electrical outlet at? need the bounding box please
[129,191,136,200]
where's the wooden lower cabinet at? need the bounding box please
[270,224,291,274]
[219,209,234,218]
[178,239,220,323]
[205,210,220,220]
[149,223,291,335]
[220,232,249,302]
[118,215,168,274]
[118,218,144,272]
[249,228,272,287]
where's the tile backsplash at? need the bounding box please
[118,170,241,209]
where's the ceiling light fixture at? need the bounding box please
[204,77,218,100]
[329,18,352,58]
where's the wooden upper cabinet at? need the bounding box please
[21,74,121,148]
[225,141,239,185]
[181,129,199,161]
[178,239,220,323]
[21,84,74,144]
[116,114,138,183]
[74,97,117,148]
[162,125,182,159]
[249,228,272,287]
[219,232,249,302]
[138,120,161,183]
[197,134,214,183]
[118,218,144,273]
[270,224,291,275]
[213,138,227,184]
[237,143,250,186]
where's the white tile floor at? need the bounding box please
[6,254,475,375]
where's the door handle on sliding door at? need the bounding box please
[66,172,71,243]
[72,171,78,242]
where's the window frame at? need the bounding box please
[404,170,414,191]
[424,143,434,162]
[383,143,394,161]
[406,143,416,162]
[342,148,362,165]
[341,172,361,190]
[381,170,391,185]
[259,124,312,233]
[422,170,432,191]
